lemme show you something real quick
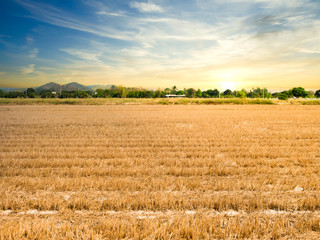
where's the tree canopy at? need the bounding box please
[0,86,318,100]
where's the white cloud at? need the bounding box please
[296,48,320,54]
[28,48,38,58]
[26,36,34,45]
[203,0,309,8]
[255,0,310,8]
[21,64,35,74]
[129,1,164,13]
[60,48,102,62]
[15,0,135,41]
[96,11,125,17]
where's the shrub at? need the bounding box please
[277,93,289,100]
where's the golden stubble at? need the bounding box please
[0,105,320,239]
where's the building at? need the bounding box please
[165,94,186,98]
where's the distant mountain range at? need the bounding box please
[87,85,111,90]
[0,87,27,93]
[35,82,93,93]
[0,82,112,93]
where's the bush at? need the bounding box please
[277,93,289,100]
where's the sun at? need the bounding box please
[216,72,237,91]
[221,81,236,91]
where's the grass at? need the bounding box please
[1,97,320,106]
[300,100,320,105]
[200,98,274,105]
[1,104,320,239]
[1,97,315,105]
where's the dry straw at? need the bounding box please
[1,104,320,239]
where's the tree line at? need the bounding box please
[0,86,319,100]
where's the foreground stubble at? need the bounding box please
[1,105,320,239]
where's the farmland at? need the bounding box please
[1,104,320,239]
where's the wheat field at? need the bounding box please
[1,104,320,239]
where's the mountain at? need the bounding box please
[62,82,92,92]
[35,82,61,93]
[2,82,109,93]
[87,85,111,90]
[0,87,26,93]
[36,82,92,93]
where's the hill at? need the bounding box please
[35,82,61,93]
[0,87,26,93]
[87,85,111,91]
[36,82,92,93]
[62,82,92,92]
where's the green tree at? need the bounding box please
[164,88,171,94]
[247,91,260,98]
[236,90,247,98]
[204,90,211,97]
[273,90,293,99]
[6,91,25,98]
[155,88,162,98]
[205,89,219,98]
[40,90,55,98]
[176,90,185,96]
[94,89,106,98]
[127,91,137,98]
[223,89,233,97]
[117,85,126,98]
[212,89,220,98]
[110,85,117,91]
[170,86,177,94]
[308,91,315,98]
[247,88,270,98]
[315,90,320,98]
[246,88,270,98]
[277,92,289,100]
[0,90,4,98]
[195,89,202,98]
[186,88,196,98]
[261,88,271,98]
[25,88,36,98]
[201,91,209,98]
[77,91,90,98]
[291,87,308,98]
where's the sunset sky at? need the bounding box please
[0,0,319,90]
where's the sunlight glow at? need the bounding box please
[220,76,236,91]
[221,81,236,91]
[214,71,238,91]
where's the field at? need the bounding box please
[1,104,320,239]
[1,97,320,106]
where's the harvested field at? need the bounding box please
[1,104,320,239]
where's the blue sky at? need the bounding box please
[0,0,320,90]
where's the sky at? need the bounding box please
[0,0,320,91]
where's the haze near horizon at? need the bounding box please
[0,0,319,91]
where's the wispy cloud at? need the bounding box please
[26,36,34,45]
[60,48,102,62]
[21,64,35,74]
[129,1,164,13]
[296,48,320,54]
[96,11,125,17]
[28,48,38,58]
[14,0,135,41]
[0,34,12,39]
